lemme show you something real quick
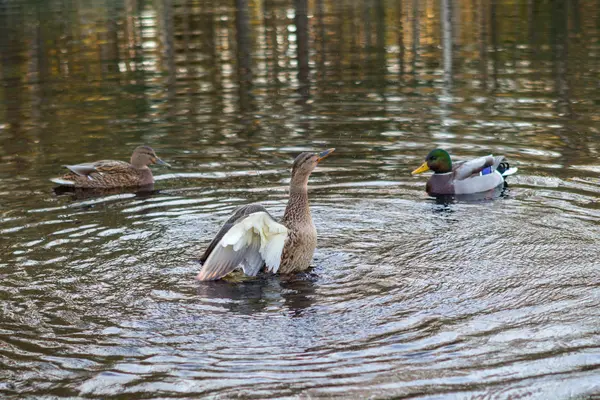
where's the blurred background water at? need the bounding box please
[1,0,600,398]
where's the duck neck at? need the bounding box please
[130,157,149,169]
[283,178,312,227]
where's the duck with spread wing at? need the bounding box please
[197,149,335,281]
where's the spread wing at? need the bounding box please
[454,155,504,180]
[197,205,288,281]
[199,204,271,264]
[65,160,131,177]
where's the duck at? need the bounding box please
[411,148,517,195]
[197,148,335,281]
[50,145,170,189]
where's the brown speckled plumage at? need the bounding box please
[51,145,170,189]
[278,187,318,274]
[272,150,334,273]
[197,149,334,281]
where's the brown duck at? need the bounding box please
[197,149,335,281]
[50,145,170,189]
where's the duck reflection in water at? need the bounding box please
[195,273,317,316]
[53,183,159,201]
[431,184,508,208]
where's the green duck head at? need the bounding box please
[411,148,452,174]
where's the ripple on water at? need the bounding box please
[2,162,600,399]
[2,0,600,397]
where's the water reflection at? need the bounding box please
[431,183,508,206]
[53,184,158,201]
[0,0,596,154]
[195,273,316,316]
[1,0,600,398]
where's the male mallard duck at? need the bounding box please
[411,148,517,195]
[50,145,170,189]
[197,149,335,281]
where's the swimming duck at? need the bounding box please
[197,149,335,281]
[50,145,170,189]
[411,148,517,195]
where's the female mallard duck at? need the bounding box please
[411,148,517,195]
[50,145,170,189]
[197,149,335,281]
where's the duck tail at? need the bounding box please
[497,161,518,177]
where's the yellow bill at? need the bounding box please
[411,162,430,175]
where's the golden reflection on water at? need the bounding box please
[0,0,598,171]
[1,1,600,399]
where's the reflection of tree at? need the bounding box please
[374,0,387,87]
[315,0,326,82]
[411,0,420,76]
[441,0,453,85]
[29,3,49,128]
[551,0,572,117]
[347,0,359,78]
[160,0,176,117]
[550,0,580,168]
[490,0,499,90]
[263,0,280,89]
[203,0,224,128]
[334,1,344,81]
[0,0,599,169]
[479,0,488,89]
[295,0,310,100]
[235,0,254,114]
[181,0,196,127]
[100,0,120,75]
[396,0,405,76]
[0,0,26,160]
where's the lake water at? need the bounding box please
[1,0,600,398]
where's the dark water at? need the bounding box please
[1,0,600,398]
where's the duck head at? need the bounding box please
[412,148,452,175]
[290,148,335,189]
[130,145,171,169]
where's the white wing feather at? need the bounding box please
[50,178,76,186]
[263,233,287,273]
[197,212,288,281]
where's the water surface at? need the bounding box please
[1,0,600,398]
